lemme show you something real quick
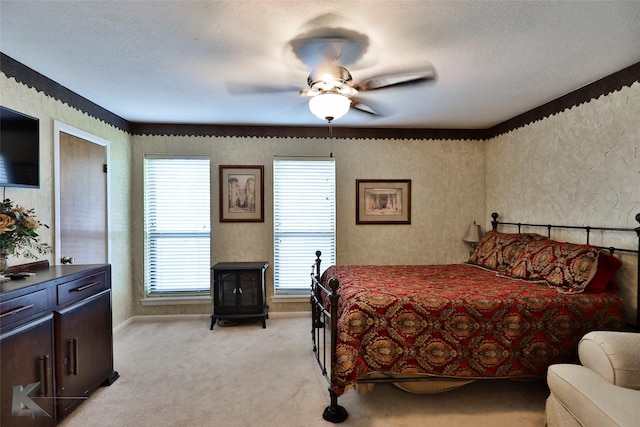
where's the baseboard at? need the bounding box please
[112,314,209,334]
[113,317,135,335]
[113,311,311,334]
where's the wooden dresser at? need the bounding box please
[0,264,118,426]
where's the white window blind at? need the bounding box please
[274,158,335,294]
[144,156,211,295]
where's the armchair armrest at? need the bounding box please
[579,331,640,390]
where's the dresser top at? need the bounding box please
[1,264,110,295]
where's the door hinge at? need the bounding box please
[103,164,108,173]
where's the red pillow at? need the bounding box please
[585,252,622,293]
[468,231,547,271]
[507,239,600,294]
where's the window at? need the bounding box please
[273,158,336,295]
[144,156,211,296]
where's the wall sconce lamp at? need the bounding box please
[462,221,483,254]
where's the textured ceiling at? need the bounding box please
[1,1,639,129]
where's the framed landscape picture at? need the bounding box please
[220,165,264,222]
[356,179,411,224]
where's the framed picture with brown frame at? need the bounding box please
[219,165,264,222]
[356,179,411,224]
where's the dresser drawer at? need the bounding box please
[0,288,49,328]
[57,272,107,306]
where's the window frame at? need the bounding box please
[143,155,212,297]
[273,157,336,296]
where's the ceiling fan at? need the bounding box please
[226,19,437,123]
[301,60,437,122]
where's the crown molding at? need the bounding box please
[2,53,638,140]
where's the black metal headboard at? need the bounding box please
[491,212,640,328]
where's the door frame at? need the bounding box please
[53,121,111,264]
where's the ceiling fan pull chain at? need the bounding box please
[328,119,334,158]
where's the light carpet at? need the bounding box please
[59,316,548,427]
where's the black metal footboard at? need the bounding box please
[310,251,348,423]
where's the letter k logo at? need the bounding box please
[12,382,50,418]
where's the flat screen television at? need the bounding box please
[0,106,40,188]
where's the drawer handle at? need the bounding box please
[39,354,50,396]
[0,304,35,319]
[68,338,79,375]
[71,281,101,292]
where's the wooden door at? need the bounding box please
[0,316,56,427]
[57,128,108,264]
[54,291,113,419]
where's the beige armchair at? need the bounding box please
[546,331,640,427]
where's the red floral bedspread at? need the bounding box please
[321,263,626,396]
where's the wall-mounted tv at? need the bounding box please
[0,106,40,188]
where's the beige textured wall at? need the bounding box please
[131,134,485,315]
[486,82,640,325]
[1,74,134,327]
[5,68,637,324]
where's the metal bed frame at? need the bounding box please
[310,212,640,423]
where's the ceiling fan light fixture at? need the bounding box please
[309,93,351,122]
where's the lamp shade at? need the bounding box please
[462,222,482,244]
[309,93,351,122]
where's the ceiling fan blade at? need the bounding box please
[288,27,370,69]
[353,68,437,91]
[290,37,344,68]
[350,98,382,116]
[225,82,301,95]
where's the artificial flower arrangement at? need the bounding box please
[0,198,52,260]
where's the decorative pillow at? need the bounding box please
[585,252,622,293]
[468,231,547,271]
[507,239,600,294]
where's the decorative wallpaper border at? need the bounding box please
[487,62,640,138]
[127,122,482,140]
[1,53,130,132]
[2,53,638,140]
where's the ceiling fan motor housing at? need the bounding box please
[307,64,356,96]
